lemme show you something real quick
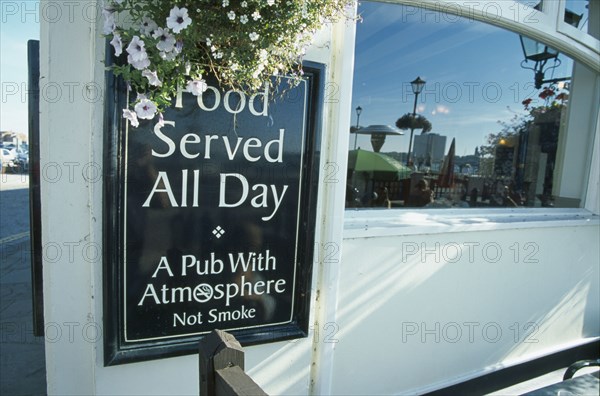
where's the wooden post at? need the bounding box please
[199,330,268,396]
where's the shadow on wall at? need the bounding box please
[325,226,599,394]
[234,225,600,395]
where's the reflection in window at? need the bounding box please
[564,0,589,31]
[346,1,578,210]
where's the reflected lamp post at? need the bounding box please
[354,106,362,150]
[519,7,582,89]
[406,76,426,166]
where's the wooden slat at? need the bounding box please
[199,330,269,396]
[216,366,268,396]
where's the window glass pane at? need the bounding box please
[564,0,589,31]
[347,1,577,209]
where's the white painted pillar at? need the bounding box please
[39,1,105,393]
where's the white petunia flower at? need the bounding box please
[259,49,268,60]
[153,27,176,52]
[251,10,261,20]
[126,36,147,62]
[222,0,229,6]
[123,109,139,127]
[186,79,208,96]
[126,36,151,70]
[267,0,275,5]
[142,69,162,86]
[241,1,247,7]
[102,8,116,34]
[166,6,192,33]
[249,32,259,41]
[139,17,158,36]
[134,98,157,119]
[227,11,235,20]
[127,36,150,70]
[110,33,122,56]
[128,55,151,70]
[240,15,248,24]
[159,51,177,61]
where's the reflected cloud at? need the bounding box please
[432,105,451,115]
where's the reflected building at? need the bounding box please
[413,133,447,168]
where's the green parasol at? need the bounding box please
[348,149,411,179]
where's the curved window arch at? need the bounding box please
[375,0,599,70]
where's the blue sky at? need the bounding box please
[1,0,40,134]
[350,1,579,156]
[0,0,587,148]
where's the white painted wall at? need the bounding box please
[39,1,599,395]
[328,213,599,394]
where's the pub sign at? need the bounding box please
[103,65,323,365]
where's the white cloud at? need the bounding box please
[432,105,450,115]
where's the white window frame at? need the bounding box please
[340,0,600,234]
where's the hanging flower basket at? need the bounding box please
[103,0,354,127]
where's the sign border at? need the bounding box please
[102,53,325,365]
[122,77,308,344]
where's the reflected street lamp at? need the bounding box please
[406,76,426,166]
[354,106,362,150]
[519,6,582,89]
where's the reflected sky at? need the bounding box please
[565,0,591,30]
[350,1,576,156]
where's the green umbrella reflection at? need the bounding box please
[348,149,411,176]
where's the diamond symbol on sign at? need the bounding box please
[212,226,225,239]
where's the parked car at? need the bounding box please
[1,148,19,172]
[16,150,29,171]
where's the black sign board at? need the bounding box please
[104,62,323,365]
